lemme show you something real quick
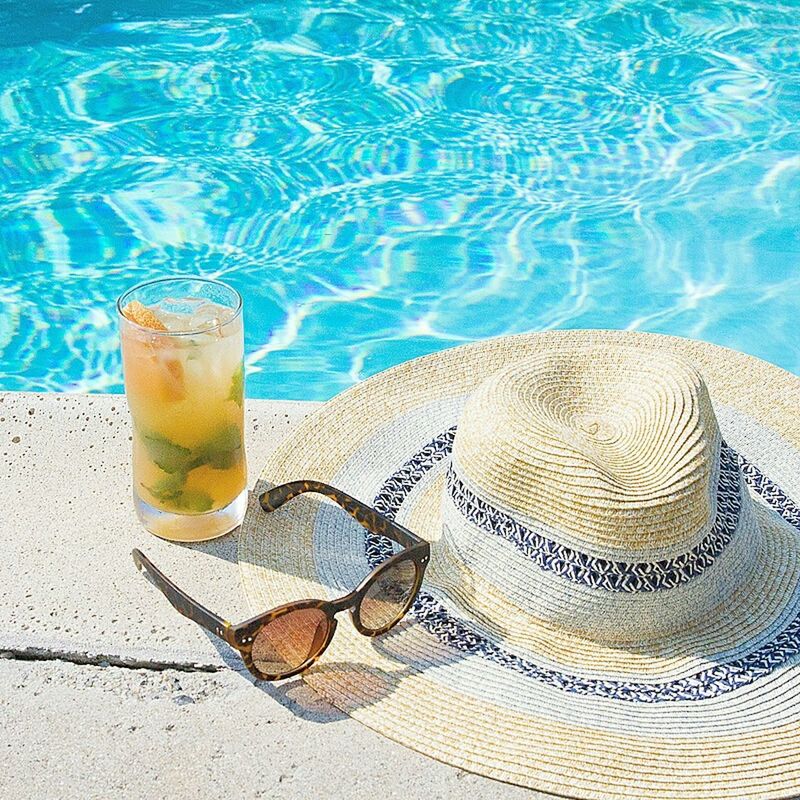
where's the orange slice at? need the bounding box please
[161,356,186,402]
[123,300,168,332]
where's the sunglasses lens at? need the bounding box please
[359,557,420,634]
[251,607,330,677]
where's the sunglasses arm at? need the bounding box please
[260,480,423,550]
[131,549,233,644]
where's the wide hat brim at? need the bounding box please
[238,331,800,800]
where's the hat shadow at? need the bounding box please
[179,486,325,568]
[180,521,241,564]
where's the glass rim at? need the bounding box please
[116,276,243,337]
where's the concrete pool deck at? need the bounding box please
[1,391,544,800]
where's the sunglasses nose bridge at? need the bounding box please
[330,589,360,615]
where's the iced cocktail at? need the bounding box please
[117,277,247,541]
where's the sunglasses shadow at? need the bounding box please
[199,628,349,723]
[292,618,472,715]
[199,613,471,723]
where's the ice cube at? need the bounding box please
[189,303,236,337]
[188,302,228,333]
[149,297,234,334]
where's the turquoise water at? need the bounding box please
[1,0,798,401]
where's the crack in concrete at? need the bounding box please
[1,647,222,674]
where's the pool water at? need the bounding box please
[1,0,798,400]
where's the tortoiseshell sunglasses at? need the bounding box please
[132,480,430,681]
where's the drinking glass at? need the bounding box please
[117,277,247,541]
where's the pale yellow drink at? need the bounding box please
[118,279,246,541]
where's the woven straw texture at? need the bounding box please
[239,330,800,800]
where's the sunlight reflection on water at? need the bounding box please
[0,0,798,399]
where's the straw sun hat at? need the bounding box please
[238,330,800,799]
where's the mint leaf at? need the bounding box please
[141,476,212,513]
[141,433,193,474]
[208,423,241,452]
[175,489,214,513]
[228,364,244,407]
[141,424,242,480]
[190,423,243,470]
[205,448,238,470]
[143,472,186,502]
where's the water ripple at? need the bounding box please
[1,0,799,399]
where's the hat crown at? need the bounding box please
[442,346,753,641]
[451,347,719,560]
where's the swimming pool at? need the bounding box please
[1,0,798,401]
